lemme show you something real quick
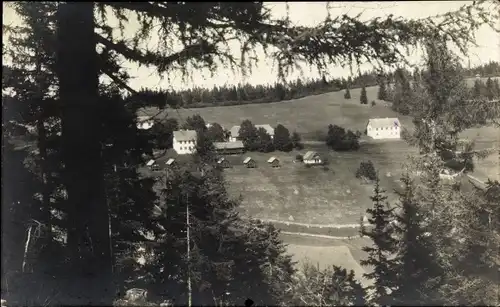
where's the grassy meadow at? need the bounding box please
[144,81,499,225]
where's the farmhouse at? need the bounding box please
[267,156,280,168]
[137,116,154,130]
[366,117,401,140]
[243,157,257,168]
[229,124,275,142]
[214,141,245,155]
[217,157,231,168]
[173,130,197,155]
[303,151,323,165]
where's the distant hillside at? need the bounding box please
[134,61,500,111]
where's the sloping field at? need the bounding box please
[281,233,373,287]
[143,86,410,141]
[221,141,414,225]
[145,82,499,224]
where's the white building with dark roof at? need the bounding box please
[366,117,401,140]
[229,124,275,142]
[173,130,197,155]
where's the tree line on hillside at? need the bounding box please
[463,60,500,77]
[138,73,382,109]
[2,2,499,307]
[376,68,500,117]
[138,62,500,110]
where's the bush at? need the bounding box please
[295,154,303,162]
[344,88,351,99]
[371,100,376,106]
[360,86,368,104]
[356,160,377,181]
[326,124,360,151]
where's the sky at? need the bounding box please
[3,1,499,91]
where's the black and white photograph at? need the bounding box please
[2,1,499,306]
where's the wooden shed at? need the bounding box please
[243,157,257,168]
[147,159,160,171]
[217,157,232,169]
[267,156,280,168]
[165,158,176,167]
[303,151,323,165]
[214,141,245,155]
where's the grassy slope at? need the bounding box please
[146,79,498,224]
[143,77,498,279]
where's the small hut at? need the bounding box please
[217,157,232,169]
[267,156,280,168]
[303,151,323,165]
[147,159,160,171]
[165,158,176,167]
[243,157,257,168]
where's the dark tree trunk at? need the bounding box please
[56,2,112,305]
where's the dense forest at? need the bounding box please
[2,2,499,307]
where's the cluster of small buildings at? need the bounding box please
[141,115,402,171]
[146,150,325,172]
[171,123,275,156]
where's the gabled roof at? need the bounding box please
[256,124,275,136]
[267,156,279,163]
[367,117,401,129]
[166,158,175,165]
[214,141,244,150]
[243,157,254,164]
[230,124,275,137]
[137,116,154,130]
[303,151,320,160]
[173,130,197,141]
[146,159,155,166]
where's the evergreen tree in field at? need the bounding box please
[360,176,397,306]
[207,122,226,142]
[183,114,207,132]
[392,68,413,114]
[344,87,351,99]
[256,127,275,152]
[377,80,387,100]
[151,118,179,149]
[273,124,293,152]
[391,173,444,305]
[290,131,303,150]
[239,119,260,151]
[485,77,494,100]
[360,86,368,104]
[493,78,500,98]
[195,129,217,161]
[473,78,483,98]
